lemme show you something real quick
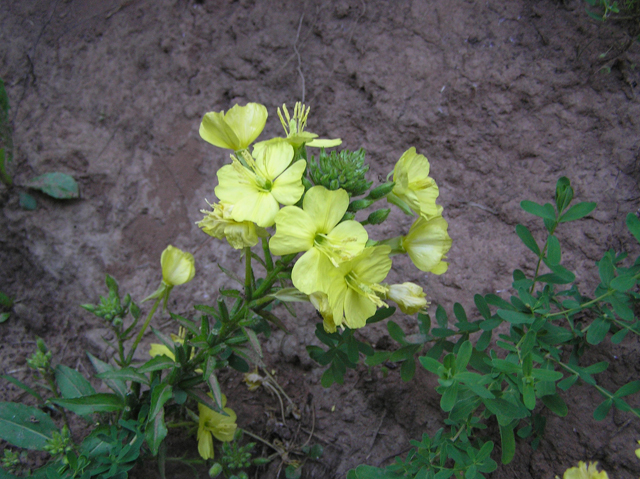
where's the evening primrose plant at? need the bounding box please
[0,101,638,479]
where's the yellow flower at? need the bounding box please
[270,102,341,149]
[310,292,337,333]
[270,186,368,294]
[562,461,609,479]
[387,282,429,314]
[197,201,265,249]
[327,246,392,329]
[243,368,265,391]
[402,216,452,274]
[214,142,306,227]
[197,395,237,460]
[388,147,443,219]
[199,103,267,151]
[635,440,640,459]
[149,332,185,361]
[161,245,195,287]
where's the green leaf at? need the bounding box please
[497,309,534,325]
[453,303,467,323]
[1,375,43,403]
[555,177,573,213]
[476,330,492,351]
[474,294,491,320]
[583,362,609,374]
[455,341,472,372]
[515,225,540,256]
[610,275,636,292]
[435,305,448,327]
[611,328,628,344]
[419,356,442,374]
[542,260,576,283]
[520,201,556,220]
[26,172,79,199]
[609,296,634,321]
[598,255,615,286]
[0,402,57,450]
[440,382,458,412]
[55,365,96,399]
[138,355,175,373]
[558,374,578,391]
[499,423,516,464]
[400,358,416,382]
[559,202,596,223]
[0,312,9,323]
[146,406,167,456]
[52,393,124,415]
[19,192,37,210]
[586,317,610,345]
[321,368,334,388]
[614,381,640,398]
[365,351,390,367]
[366,306,395,324]
[387,320,406,344]
[531,369,563,382]
[87,352,126,397]
[96,368,150,386]
[540,394,567,417]
[148,383,172,424]
[593,399,612,421]
[625,213,640,244]
[546,235,561,265]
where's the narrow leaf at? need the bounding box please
[499,423,516,464]
[520,200,556,220]
[546,235,561,265]
[516,224,540,256]
[53,393,124,415]
[559,202,596,223]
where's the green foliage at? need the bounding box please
[26,172,79,199]
[584,0,640,20]
[345,177,640,478]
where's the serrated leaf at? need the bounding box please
[55,365,96,399]
[0,402,57,450]
[520,200,556,220]
[559,202,596,223]
[516,224,540,256]
[546,235,561,265]
[27,172,79,199]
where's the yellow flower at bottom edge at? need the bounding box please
[562,461,609,479]
[197,394,237,460]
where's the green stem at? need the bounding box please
[529,223,557,294]
[546,290,614,319]
[262,237,274,271]
[244,247,253,302]
[252,254,296,299]
[126,297,161,365]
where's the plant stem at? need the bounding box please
[244,247,253,302]
[262,237,273,271]
[126,297,161,365]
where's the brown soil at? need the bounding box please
[1,0,640,478]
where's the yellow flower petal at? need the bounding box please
[269,206,316,255]
[271,159,306,205]
[303,186,349,233]
[563,461,609,479]
[402,216,452,273]
[344,288,377,329]
[148,344,175,360]
[291,248,336,295]
[231,190,280,228]
[253,141,294,180]
[392,147,443,219]
[388,282,429,314]
[199,103,267,151]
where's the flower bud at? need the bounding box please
[387,282,429,314]
[161,245,195,287]
[348,198,375,212]
[208,463,223,478]
[368,181,395,200]
[366,208,391,225]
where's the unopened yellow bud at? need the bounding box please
[387,282,429,314]
[161,245,195,287]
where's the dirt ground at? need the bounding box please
[1,0,640,477]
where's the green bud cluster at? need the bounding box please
[1,449,23,474]
[44,426,73,457]
[81,275,139,326]
[220,441,255,470]
[308,148,372,197]
[27,338,52,370]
